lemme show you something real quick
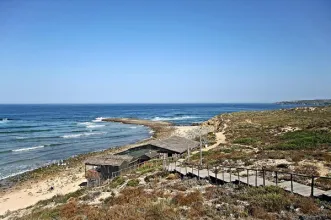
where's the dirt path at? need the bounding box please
[190,121,228,155]
[201,121,227,152]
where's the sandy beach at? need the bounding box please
[0,170,85,216]
[0,119,209,216]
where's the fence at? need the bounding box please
[171,161,331,197]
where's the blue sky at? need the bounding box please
[0,0,330,103]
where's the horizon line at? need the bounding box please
[0,102,277,105]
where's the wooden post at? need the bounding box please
[207,165,210,178]
[255,170,258,187]
[238,170,240,185]
[192,165,193,174]
[198,166,200,180]
[230,168,232,182]
[222,168,225,182]
[247,170,249,186]
[311,176,315,197]
[262,169,265,186]
[275,172,278,186]
[215,167,218,185]
[291,174,293,193]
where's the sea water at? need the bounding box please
[0,103,295,179]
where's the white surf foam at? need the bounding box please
[12,145,45,152]
[130,126,137,129]
[92,117,104,122]
[86,124,105,129]
[62,132,106,139]
[62,134,83,139]
[0,168,36,180]
[77,122,93,126]
[84,132,106,136]
[152,116,199,121]
[15,136,27,140]
[0,118,8,124]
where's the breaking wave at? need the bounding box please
[77,122,93,126]
[92,117,104,122]
[0,168,36,180]
[12,145,45,152]
[86,124,105,129]
[0,118,9,124]
[62,132,106,139]
[15,136,28,140]
[78,117,106,129]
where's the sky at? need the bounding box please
[0,0,330,104]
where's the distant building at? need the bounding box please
[120,136,200,157]
[84,136,199,186]
[85,154,136,186]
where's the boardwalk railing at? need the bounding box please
[168,160,331,198]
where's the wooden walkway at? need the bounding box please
[166,162,330,199]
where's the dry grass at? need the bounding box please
[172,190,203,206]
[17,176,331,220]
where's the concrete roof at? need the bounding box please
[85,154,134,166]
[149,136,199,154]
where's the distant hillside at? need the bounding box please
[276,99,331,106]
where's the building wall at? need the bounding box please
[100,161,131,179]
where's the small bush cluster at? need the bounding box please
[233,137,257,145]
[36,188,85,206]
[127,179,140,187]
[109,176,125,188]
[172,190,203,206]
[269,130,331,151]
[144,171,169,182]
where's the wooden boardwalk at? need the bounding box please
[166,162,330,199]
[278,181,325,197]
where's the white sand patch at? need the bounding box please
[0,171,85,215]
[172,126,213,139]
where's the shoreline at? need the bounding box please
[1,118,172,182]
[102,118,174,138]
[0,118,179,215]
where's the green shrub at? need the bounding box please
[238,186,291,212]
[36,188,85,206]
[127,179,140,187]
[233,138,257,145]
[269,130,331,150]
[109,176,125,188]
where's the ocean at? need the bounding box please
[0,103,295,180]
